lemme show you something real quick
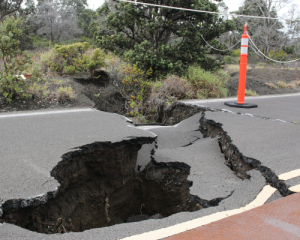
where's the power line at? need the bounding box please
[189,22,241,52]
[117,0,300,22]
[200,34,240,52]
[249,36,300,63]
[117,0,300,62]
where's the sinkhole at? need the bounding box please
[0,138,214,234]
[0,110,293,235]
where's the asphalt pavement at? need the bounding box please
[181,92,300,123]
[1,92,300,239]
[0,108,155,203]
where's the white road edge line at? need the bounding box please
[121,168,300,240]
[0,108,94,119]
[289,184,300,192]
[121,186,277,240]
[180,92,300,104]
[279,169,300,181]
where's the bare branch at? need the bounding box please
[0,0,24,21]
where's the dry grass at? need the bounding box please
[277,81,299,89]
[277,81,288,88]
[153,75,192,100]
[287,83,297,89]
[225,64,252,72]
[265,82,278,89]
[290,80,300,87]
[245,89,258,96]
[143,75,192,122]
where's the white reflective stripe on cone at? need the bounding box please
[241,38,249,46]
[241,47,248,54]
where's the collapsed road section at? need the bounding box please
[0,132,226,234]
[0,109,225,235]
[1,138,155,233]
[1,106,299,239]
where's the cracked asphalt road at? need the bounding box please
[1,93,300,240]
[181,92,300,124]
[0,109,155,202]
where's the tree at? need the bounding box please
[285,4,300,55]
[77,8,97,37]
[35,0,82,42]
[97,0,234,76]
[17,0,37,50]
[233,0,291,58]
[62,0,88,14]
[0,0,24,21]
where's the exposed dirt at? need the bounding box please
[226,67,300,96]
[0,77,95,113]
[1,137,219,234]
[1,66,300,114]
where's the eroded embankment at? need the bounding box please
[0,136,214,234]
[199,112,294,197]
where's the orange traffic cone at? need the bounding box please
[225,24,257,108]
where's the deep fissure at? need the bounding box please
[199,112,294,197]
[1,108,292,235]
[0,135,226,234]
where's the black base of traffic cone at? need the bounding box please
[224,101,258,108]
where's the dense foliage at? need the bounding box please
[0,17,41,102]
[0,0,24,21]
[97,0,235,76]
[41,42,105,75]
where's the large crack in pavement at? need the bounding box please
[0,106,296,238]
[1,138,154,233]
[0,134,226,234]
[199,112,294,197]
[164,101,299,126]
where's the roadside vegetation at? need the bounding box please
[1,0,300,122]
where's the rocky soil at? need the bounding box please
[226,67,300,96]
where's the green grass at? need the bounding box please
[186,66,228,99]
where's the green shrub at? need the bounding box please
[223,55,237,64]
[105,55,152,116]
[232,49,241,57]
[269,50,289,61]
[56,86,75,103]
[186,66,228,99]
[28,82,48,98]
[40,43,106,76]
[31,35,51,48]
[0,17,40,102]
[41,42,90,75]
[123,41,185,78]
[87,48,106,74]
[64,65,76,75]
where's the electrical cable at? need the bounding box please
[199,34,240,52]
[189,22,241,52]
[117,0,300,62]
[249,36,300,63]
[117,0,300,22]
